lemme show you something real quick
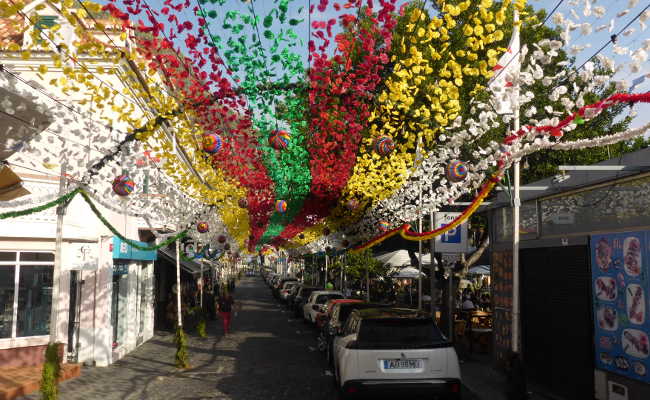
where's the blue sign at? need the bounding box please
[441,227,461,243]
[112,237,157,261]
[591,231,650,383]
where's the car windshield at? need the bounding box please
[316,294,343,304]
[357,319,446,349]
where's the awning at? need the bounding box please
[158,247,202,276]
[0,164,30,201]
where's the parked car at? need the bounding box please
[322,302,391,365]
[273,278,298,299]
[332,308,461,399]
[279,281,299,302]
[292,286,320,318]
[303,290,344,323]
[315,299,363,331]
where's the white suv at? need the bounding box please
[302,290,344,323]
[332,308,461,399]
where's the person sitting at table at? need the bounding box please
[461,295,476,311]
[480,293,491,311]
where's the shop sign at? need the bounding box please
[112,237,157,261]
[591,230,650,384]
[113,263,129,275]
[433,212,468,253]
[64,242,99,270]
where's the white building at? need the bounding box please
[0,0,163,368]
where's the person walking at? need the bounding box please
[217,291,237,335]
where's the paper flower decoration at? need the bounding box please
[197,222,209,233]
[276,199,288,213]
[112,175,135,196]
[374,136,395,156]
[218,235,226,243]
[202,133,223,154]
[269,130,290,150]
[378,220,390,232]
[445,160,469,183]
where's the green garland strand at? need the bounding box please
[77,190,188,251]
[1,187,191,251]
[0,188,81,220]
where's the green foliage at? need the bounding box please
[40,343,61,400]
[197,318,207,338]
[174,326,190,369]
[333,250,391,280]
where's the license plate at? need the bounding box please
[383,359,422,369]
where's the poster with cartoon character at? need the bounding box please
[591,231,650,383]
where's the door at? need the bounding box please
[521,245,593,399]
[67,271,80,361]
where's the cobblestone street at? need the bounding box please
[20,277,337,399]
[20,277,476,399]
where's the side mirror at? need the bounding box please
[313,305,320,311]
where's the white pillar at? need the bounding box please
[50,162,67,344]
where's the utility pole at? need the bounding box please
[175,240,182,328]
[429,210,437,318]
[511,8,521,355]
[417,184,423,310]
[50,162,68,344]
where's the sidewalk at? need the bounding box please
[459,349,565,400]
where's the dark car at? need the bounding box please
[323,302,391,365]
[292,286,320,318]
[285,283,305,308]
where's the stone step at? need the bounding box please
[0,363,81,400]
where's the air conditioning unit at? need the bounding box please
[608,381,629,400]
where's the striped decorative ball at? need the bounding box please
[112,175,135,196]
[445,160,468,183]
[202,133,223,154]
[197,222,209,233]
[374,136,395,156]
[346,199,359,211]
[218,235,227,243]
[269,130,291,150]
[378,220,390,232]
[276,199,287,213]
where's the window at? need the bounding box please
[0,252,54,339]
[357,319,446,349]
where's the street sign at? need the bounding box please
[434,212,468,253]
[64,242,99,270]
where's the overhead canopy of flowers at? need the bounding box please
[1,0,649,254]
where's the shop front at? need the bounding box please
[109,237,156,363]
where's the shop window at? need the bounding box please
[0,252,54,339]
[111,264,128,348]
[0,267,16,339]
[540,175,650,236]
[17,266,53,337]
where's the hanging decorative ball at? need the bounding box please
[269,130,291,150]
[346,199,359,211]
[224,243,231,250]
[197,222,209,233]
[218,235,227,243]
[112,174,135,196]
[238,198,248,209]
[202,133,223,154]
[276,199,287,213]
[374,136,395,156]
[445,160,469,183]
[378,220,390,232]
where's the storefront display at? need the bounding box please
[591,231,650,383]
